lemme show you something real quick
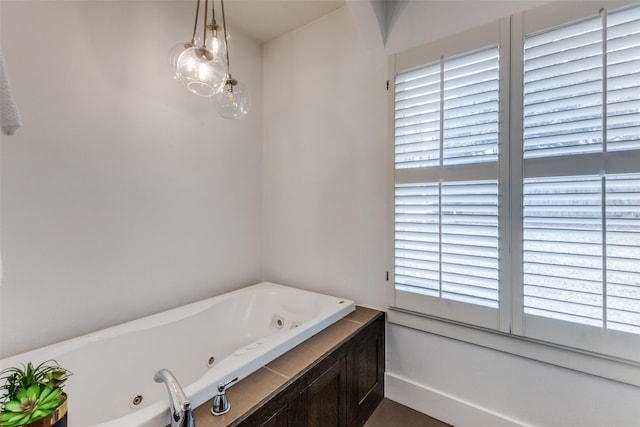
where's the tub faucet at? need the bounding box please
[154,369,195,427]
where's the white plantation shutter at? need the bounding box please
[443,49,500,164]
[391,2,640,372]
[395,183,440,295]
[523,174,640,335]
[523,176,604,326]
[395,64,441,168]
[520,3,640,360]
[394,40,504,329]
[523,17,603,157]
[440,181,499,307]
[395,180,499,307]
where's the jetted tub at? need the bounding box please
[0,282,355,426]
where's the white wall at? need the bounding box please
[262,6,388,308]
[263,3,640,426]
[0,0,263,357]
[386,326,640,426]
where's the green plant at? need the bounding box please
[0,360,71,427]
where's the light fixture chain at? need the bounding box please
[190,0,201,45]
[220,0,232,77]
[202,0,209,48]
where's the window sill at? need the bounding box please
[388,307,640,388]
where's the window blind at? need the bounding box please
[395,47,499,169]
[394,46,501,318]
[522,4,640,343]
[523,17,603,158]
[395,63,441,169]
[395,183,440,295]
[443,49,500,165]
[395,181,499,307]
[523,176,604,327]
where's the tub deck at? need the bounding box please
[193,306,383,426]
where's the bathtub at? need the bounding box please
[0,282,355,427]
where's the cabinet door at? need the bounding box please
[291,357,347,427]
[349,316,385,426]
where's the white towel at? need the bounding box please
[0,46,22,136]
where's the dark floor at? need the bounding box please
[364,398,451,427]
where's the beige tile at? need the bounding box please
[345,306,383,325]
[266,319,361,379]
[364,398,452,427]
[194,367,288,427]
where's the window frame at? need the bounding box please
[391,19,512,333]
[514,1,640,363]
[388,0,640,386]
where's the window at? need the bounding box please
[518,3,640,361]
[394,43,504,329]
[391,2,640,372]
[392,21,509,331]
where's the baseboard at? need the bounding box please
[384,373,524,427]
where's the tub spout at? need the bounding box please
[154,369,195,427]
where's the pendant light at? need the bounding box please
[174,0,225,97]
[170,0,249,118]
[213,0,251,119]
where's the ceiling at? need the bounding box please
[223,0,345,43]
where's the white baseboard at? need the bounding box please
[384,373,524,427]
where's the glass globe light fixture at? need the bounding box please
[176,46,225,97]
[168,41,194,81]
[170,0,249,117]
[213,76,251,119]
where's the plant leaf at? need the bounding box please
[14,388,28,403]
[24,384,40,402]
[38,385,53,402]
[1,400,24,413]
[0,411,30,426]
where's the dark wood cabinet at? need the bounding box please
[292,357,348,427]
[348,314,384,426]
[237,312,384,427]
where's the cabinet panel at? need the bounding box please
[305,357,347,427]
[349,315,385,426]
[356,337,379,403]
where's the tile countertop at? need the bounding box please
[193,306,383,427]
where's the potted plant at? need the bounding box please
[0,360,71,427]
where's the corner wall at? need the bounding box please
[0,0,263,357]
[262,6,388,309]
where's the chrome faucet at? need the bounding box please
[154,369,195,427]
[211,377,238,416]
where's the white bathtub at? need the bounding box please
[0,282,355,427]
